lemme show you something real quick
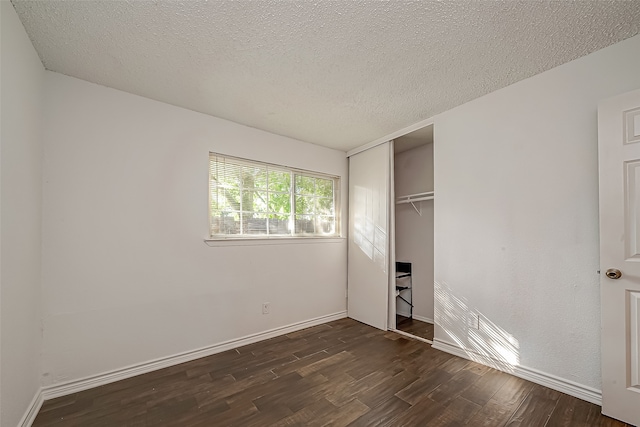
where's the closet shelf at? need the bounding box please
[396,191,434,215]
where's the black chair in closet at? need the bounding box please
[396,261,413,320]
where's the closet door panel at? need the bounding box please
[347,142,390,330]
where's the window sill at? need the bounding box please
[204,237,346,247]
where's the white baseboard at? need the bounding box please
[391,328,433,344]
[432,338,602,406]
[396,312,434,324]
[41,311,347,401]
[413,314,434,324]
[397,310,411,318]
[19,387,44,427]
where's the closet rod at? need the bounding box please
[396,191,434,215]
[396,191,434,204]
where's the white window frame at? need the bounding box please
[207,152,341,241]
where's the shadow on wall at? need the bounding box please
[435,280,520,372]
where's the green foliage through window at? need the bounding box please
[209,153,339,238]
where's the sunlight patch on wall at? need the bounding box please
[435,280,520,372]
[353,185,387,272]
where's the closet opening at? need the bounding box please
[391,124,434,343]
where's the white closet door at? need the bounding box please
[348,142,391,330]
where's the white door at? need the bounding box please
[348,142,391,330]
[598,88,640,426]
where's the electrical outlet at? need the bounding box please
[262,302,270,315]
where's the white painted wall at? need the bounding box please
[0,2,45,425]
[394,143,434,321]
[40,72,348,386]
[434,34,640,390]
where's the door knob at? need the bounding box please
[605,268,622,279]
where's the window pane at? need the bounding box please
[214,187,241,212]
[269,170,291,192]
[244,191,268,213]
[241,165,267,190]
[295,215,315,234]
[210,192,220,212]
[226,188,242,211]
[316,197,334,215]
[221,161,242,189]
[268,192,291,214]
[210,212,240,235]
[295,195,315,215]
[316,178,333,198]
[268,214,290,235]
[295,175,315,194]
[243,213,268,235]
[317,216,335,234]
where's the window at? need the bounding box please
[208,153,340,239]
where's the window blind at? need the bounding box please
[209,153,339,239]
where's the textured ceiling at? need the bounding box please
[11,0,640,151]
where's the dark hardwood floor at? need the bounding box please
[396,316,435,341]
[33,318,628,426]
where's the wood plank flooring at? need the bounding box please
[33,318,629,426]
[396,316,435,341]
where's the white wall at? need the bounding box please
[434,34,640,390]
[40,72,348,386]
[394,143,434,321]
[0,2,45,425]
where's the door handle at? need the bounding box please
[605,268,622,279]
